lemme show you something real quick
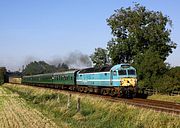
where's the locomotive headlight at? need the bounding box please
[120,80,123,83]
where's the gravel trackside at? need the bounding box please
[0,86,58,128]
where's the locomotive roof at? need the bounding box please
[79,66,113,73]
[79,64,134,74]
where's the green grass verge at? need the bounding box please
[148,94,180,103]
[3,84,180,128]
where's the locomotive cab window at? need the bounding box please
[118,70,126,75]
[128,69,136,75]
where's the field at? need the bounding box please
[2,83,180,128]
[0,85,58,128]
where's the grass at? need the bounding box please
[148,94,180,103]
[3,83,180,128]
[0,85,58,128]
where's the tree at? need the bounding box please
[90,48,109,67]
[22,61,57,75]
[0,67,6,84]
[133,48,167,88]
[57,63,69,71]
[107,3,176,64]
[155,66,180,93]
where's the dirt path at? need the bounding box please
[0,86,58,128]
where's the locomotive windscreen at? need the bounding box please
[128,69,136,75]
[118,70,126,75]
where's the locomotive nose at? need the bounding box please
[121,78,137,87]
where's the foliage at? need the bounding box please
[106,3,176,64]
[90,48,110,67]
[0,67,6,84]
[133,49,180,92]
[57,63,69,71]
[155,67,180,93]
[22,61,56,75]
[22,61,69,75]
[133,49,167,88]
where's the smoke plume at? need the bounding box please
[49,51,92,69]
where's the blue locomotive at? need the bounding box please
[22,64,138,97]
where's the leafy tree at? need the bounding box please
[107,3,176,64]
[133,48,167,89]
[57,63,69,71]
[23,61,57,75]
[90,48,109,67]
[156,67,180,93]
[23,61,70,75]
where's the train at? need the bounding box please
[9,77,22,84]
[21,64,138,98]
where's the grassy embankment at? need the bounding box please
[148,94,180,103]
[3,83,180,128]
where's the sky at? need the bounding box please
[0,0,180,71]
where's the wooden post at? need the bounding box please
[67,94,71,108]
[77,97,80,112]
[57,94,60,102]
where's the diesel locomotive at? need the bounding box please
[22,64,138,97]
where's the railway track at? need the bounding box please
[81,92,180,115]
[107,98,180,115]
[9,84,180,115]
